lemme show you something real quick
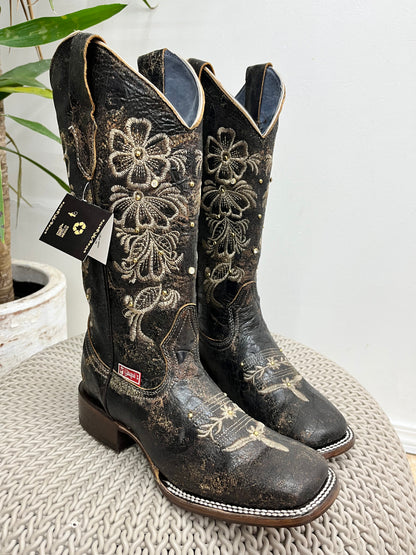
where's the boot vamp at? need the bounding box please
[106,352,328,510]
[200,284,348,449]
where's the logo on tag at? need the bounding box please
[117,363,142,386]
[40,193,113,264]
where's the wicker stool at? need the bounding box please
[1,335,415,554]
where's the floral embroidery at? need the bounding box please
[205,216,250,257]
[114,228,183,283]
[123,285,179,343]
[223,422,289,453]
[196,396,289,453]
[202,180,256,219]
[202,127,261,305]
[110,183,186,230]
[244,355,288,383]
[198,401,240,440]
[109,118,171,188]
[108,117,194,345]
[206,127,248,183]
[243,354,309,402]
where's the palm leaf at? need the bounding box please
[0,146,70,192]
[0,5,127,47]
[0,86,52,99]
[0,60,51,88]
[5,115,61,143]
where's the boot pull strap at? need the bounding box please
[244,63,273,128]
[187,58,215,80]
[68,32,103,184]
[137,49,166,93]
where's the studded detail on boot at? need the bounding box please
[50,32,340,526]
[188,58,354,459]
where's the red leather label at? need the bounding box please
[117,363,142,386]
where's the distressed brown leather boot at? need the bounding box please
[50,32,339,526]
[189,58,354,459]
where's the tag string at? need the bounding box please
[81,181,91,201]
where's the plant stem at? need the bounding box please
[25,0,43,60]
[0,62,14,304]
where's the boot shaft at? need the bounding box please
[50,33,204,388]
[188,60,285,319]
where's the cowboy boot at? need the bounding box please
[188,58,354,458]
[50,32,339,527]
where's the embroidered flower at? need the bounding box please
[115,228,183,283]
[220,404,238,420]
[202,180,257,219]
[198,401,242,440]
[206,127,248,183]
[109,118,171,188]
[110,183,186,230]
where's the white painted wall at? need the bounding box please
[3,0,415,450]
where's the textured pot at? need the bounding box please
[0,260,67,375]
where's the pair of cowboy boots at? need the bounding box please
[50,32,354,527]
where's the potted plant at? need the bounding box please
[0,1,138,373]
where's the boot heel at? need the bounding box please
[78,385,135,452]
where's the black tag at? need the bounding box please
[40,194,113,263]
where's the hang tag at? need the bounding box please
[40,194,113,264]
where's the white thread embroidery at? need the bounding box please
[243,355,309,402]
[244,355,287,383]
[123,285,179,343]
[109,117,171,188]
[258,375,309,401]
[206,127,248,183]
[108,117,193,344]
[202,180,256,219]
[196,396,289,453]
[110,183,186,230]
[198,401,240,440]
[114,228,183,283]
[202,127,260,305]
[223,422,289,453]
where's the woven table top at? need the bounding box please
[1,334,415,554]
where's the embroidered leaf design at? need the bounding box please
[265,153,273,174]
[247,152,262,174]
[203,261,232,307]
[135,285,162,312]
[169,148,187,175]
[115,229,183,283]
[122,285,179,344]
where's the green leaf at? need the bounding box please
[0,60,51,88]
[0,146,70,192]
[5,115,61,143]
[0,4,127,48]
[0,167,4,243]
[0,86,53,99]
